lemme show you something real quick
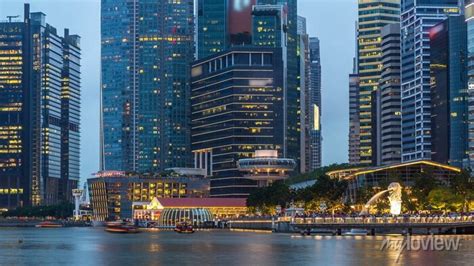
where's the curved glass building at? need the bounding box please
[158,208,213,227]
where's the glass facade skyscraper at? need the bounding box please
[0,4,81,209]
[357,0,400,165]
[191,47,284,197]
[101,0,194,173]
[429,15,468,167]
[308,37,322,170]
[466,0,474,170]
[400,0,460,162]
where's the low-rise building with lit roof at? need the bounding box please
[327,161,462,203]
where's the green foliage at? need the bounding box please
[3,202,74,218]
[246,181,292,214]
[427,188,463,212]
[247,174,348,214]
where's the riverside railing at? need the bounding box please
[278,216,474,225]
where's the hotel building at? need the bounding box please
[191,47,285,197]
[0,4,81,209]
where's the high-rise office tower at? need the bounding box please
[357,0,400,165]
[466,0,474,170]
[400,0,460,162]
[429,15,468,167]
[197,0,256,59]
[308,37,322,170]
[379,23,402,165]
[191,47,285,197]
[297,16,310,173]
[349,72,361,165]
[101,0,194,172]
[0,4,81,209]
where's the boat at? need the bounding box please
[343,229,368,236]
[35,221,63,228]
[174,222,195,234]
[105,221,140,234]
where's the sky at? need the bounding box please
[0,0,357,183]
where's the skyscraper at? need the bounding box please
[400,0,460,162]
[357,0,400,165]
[191,47,285,197]
[380,23,402,165]
[349,72,361,165]
[429,15,468,167]
[0,4,81,209]
[308,37,322,170]
[297,16,310,173]
[197,0,256,59]
[466,0,474,170]
[101,0,194,173]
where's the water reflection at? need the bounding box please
[0,228,472,265]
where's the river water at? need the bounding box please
[0,228,472,265]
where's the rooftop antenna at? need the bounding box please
[7,15,19,22]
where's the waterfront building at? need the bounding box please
[357,0,400,165]
[400,0,460,162]
[379,23,402,165]
[87,171,210,221]
[0,4,81,209]
[308,37,322,171]
[132,197,247,223]
[430,15,468,167]
[101,0,194,173]
[327,161,461,203]
[191,47,284,197]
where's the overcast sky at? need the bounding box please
[0,0,357,183]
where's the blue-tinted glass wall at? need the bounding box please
[400,0,460,162]
[101,0,194,173]
[430,16,468,167]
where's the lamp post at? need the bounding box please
[72,189,83,221]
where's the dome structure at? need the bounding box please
[158,208,213,227]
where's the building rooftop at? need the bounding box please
[135,198,247,208]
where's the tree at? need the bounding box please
[411,171,440,210]
[450,170,474,212]
[427,188,463,212]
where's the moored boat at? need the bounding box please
[35,221,63,228]
[174,222,195,234]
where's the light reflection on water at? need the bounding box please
[0,228,472,265]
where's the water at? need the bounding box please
[0,228,473,265]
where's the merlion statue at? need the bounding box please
[387,182,402,215]
[360,182,403,215]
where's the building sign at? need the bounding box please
[228,0,256,45]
